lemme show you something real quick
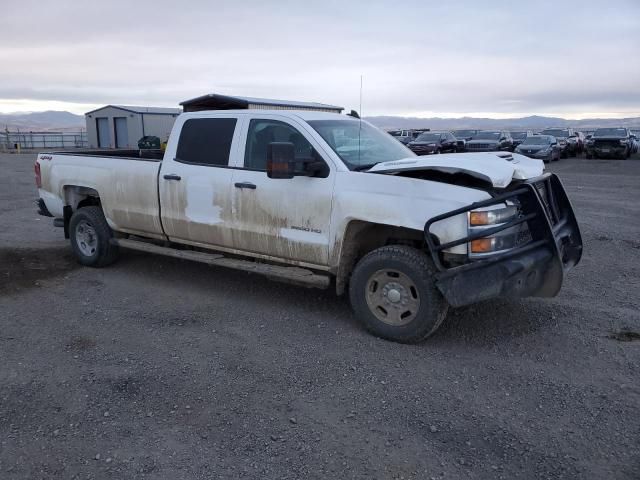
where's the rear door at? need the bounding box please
[159,114,242,248]
[230,114,335,266]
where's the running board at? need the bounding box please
[113,238,331,289]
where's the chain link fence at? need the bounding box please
[1,130,87,151]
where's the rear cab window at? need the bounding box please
[176,118,238,166]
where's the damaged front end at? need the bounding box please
[424,173,582,307]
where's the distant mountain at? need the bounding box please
[2,110,639,133]
[0,111,85,131]
[365,115,640,131]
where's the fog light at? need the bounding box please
[471,238,494,253]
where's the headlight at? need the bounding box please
[559,140,567,146]
[620,139,629,145]
[428,143,436,147]
[537,148,551,155]
[469,206,518,226]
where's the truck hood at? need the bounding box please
[367,152,544,188]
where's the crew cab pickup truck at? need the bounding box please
[35,110,583,343]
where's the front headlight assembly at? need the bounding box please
[468,205,528,255]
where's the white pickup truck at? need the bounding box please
[35,110,582,343]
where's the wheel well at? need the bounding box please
[64,185,101,211]
[63,186,101,238]
[335,220,436,295]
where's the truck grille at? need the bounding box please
[593,139,621,148]
[467,143,491,150]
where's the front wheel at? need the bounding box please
[69,206,119,267]
[349,246,449,343]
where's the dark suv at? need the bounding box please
[465,130,513,152]
[407,131,458,155]
[585,127,634,159]
[540,128,577,158]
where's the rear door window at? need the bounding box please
[176,118,237,166]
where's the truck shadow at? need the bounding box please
[115,250,555,346]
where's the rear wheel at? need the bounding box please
[69,206,119,267]
[349,246,449,343]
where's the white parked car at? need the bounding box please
[35,110,583,343]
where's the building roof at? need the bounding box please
[180,93,344,113]
[85,105,181,115]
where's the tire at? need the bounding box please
[435,149,441,154]
[349,245,449,343]
[69,206,119,267]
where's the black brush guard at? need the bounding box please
[424,173,582,307]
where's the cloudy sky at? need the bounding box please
[1,0,639,118]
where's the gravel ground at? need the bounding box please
[1,152,639,479]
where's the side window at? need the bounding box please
[244,119,315,171]
[176,118,237,166]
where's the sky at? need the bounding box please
[0,0,639,119]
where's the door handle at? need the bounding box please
[234,182,256,190]
[163,174,181,181]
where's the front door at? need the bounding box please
[230,115,335,267]
[159,115,241,249]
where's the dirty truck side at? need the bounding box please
[35,110,582,343]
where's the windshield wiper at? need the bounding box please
[353,163,379,171]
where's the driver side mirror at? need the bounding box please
[267,142,295,179]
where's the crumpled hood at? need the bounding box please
[367,152,544,188]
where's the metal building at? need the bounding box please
[180,93,344,114]
[85,105,181,148]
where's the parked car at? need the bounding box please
[407,131,458,155]
[514,135,561,163]
[33,109,582,343]
[585,127,634,159]
[509,131,533,149]
[452,130,479,152]
[631,131,640,154]
[540,128,577,158]
[465,130,514,152]
[388,129,415,145]
[389,129,429,145]
[573,131,586,154]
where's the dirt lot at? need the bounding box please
[1,152,639,479]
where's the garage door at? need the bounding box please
[114,117,128,148]
[96,117,110,148]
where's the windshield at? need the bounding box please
[542,129,569,138]
[415,133,440,142]
[474,131,501,140]
[594,128,627,137]
[521,136,551,145]
[453,130,476,137]
[308,119,414,170]
[511,132,528,140]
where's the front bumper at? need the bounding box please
[424,174,582,307]
[517,150,553,161]
[587,145,627,158]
